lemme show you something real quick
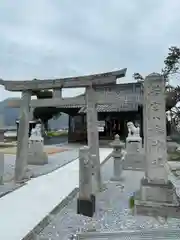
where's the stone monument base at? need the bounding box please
[77,194,95,217]
[28,136,48,165]
[110,176,123,182]
[124,136,145,171]
[123,152,145,171]
[134,178,180,218]
[28,152,48,165]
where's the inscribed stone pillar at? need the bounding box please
[15,90,31,182]
[134,73,180,218]
[86,86,101,190]
[144,73,168,183]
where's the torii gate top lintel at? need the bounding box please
[0,68,127,92]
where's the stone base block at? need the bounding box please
[126,137,142,152]
[110,176,123,182]
[134,178,180,218]
[139,178,177,202]
[91,194,96,213]
[123,153,145,171]
[28,152,48,165]
[77,194,95,217]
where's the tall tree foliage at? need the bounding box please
[133,46,180,83]
[163,46,180,109]
[162,46,180,82]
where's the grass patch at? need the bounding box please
[47,131,68,137]
[168,151,180,161]
[129,195,135,209]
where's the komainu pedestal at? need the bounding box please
[123,122,145,171]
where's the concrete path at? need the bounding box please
[0,148,112,240]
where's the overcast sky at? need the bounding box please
[0,0,180,101]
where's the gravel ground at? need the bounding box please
[38,157,180,240]
[3,148,79,182]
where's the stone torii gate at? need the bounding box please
[0,68,127,183]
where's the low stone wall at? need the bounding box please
[76,229,180,239]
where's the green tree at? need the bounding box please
[162,46,180,82]
[133,46,180,83]
[132,73,144,81]
[133,46,180,109]
[162,46,180,110]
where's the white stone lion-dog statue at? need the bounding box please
[127,122,140,138]
[30,123,43,139]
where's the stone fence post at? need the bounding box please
[110,134,125,181]
[77,146,95,217]
[0,153,4,185]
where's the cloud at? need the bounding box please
[0,0,180,100]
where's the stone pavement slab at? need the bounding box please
[38,158,180,240]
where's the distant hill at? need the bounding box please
[0,98,69,129]
[49,114,69,129]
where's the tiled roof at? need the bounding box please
[79,102,140,113]
[59,104,84,108]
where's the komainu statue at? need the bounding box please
[127,122,140,137]
[35,123,42,137]
[30,123,42,138]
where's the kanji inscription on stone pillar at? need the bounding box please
[144,73,168,183]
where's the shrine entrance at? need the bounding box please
[98,110,142,140]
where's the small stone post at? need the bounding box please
[77,146,95,217]
[110,134,125,181]
[91,154,101,193]
[0,153,4,185]
[0,111,5,142]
